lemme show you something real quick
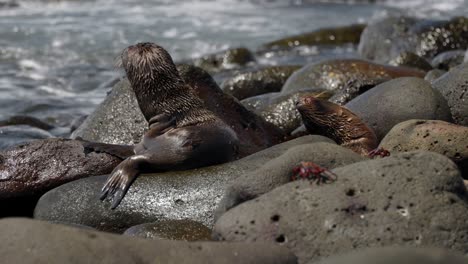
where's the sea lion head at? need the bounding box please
[120,42,182,87]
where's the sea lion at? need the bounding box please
[100,43,239,208]
[296,94,378,156]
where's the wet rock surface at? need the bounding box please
[189,47,256,73]
[215,142,365,219]
[0,218,297,264]
[34,135,333,233]
[0,125,54,150]
[281,59,425,98]
[345,77,453,140]
[124,220,212,241]
[359,16,468,63]
[431,63,468,126]
[242,90,332,135]
[213,151,468,263]
[261,24,365,50]
[0,115,55,130]
[424,69,446,82]
[380,119,468,178]
[431,50,465,70]
[221,65,301,100]
[316,247,468,264]
[388,51,433,71]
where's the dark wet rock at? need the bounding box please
[281,59,425,97]
[389,51,433,71]
[34,135,333,233]
[177,64,286,156]
[71,79,146,145]
[0,115,54,130]
[345,77,453,140]
[359,16,468,63]
[221,65,301,100]
[261,24,365,50]
[316,247,468,264]
[432,63,468,125]
[190,47,255,73]
[213,151,468,263]
[0,218,297,264]
[0,125,54,150]
[241,90,332,135]
[0,138,128,200]
[424,69,446,82]
[215,142,365,219]
[431,50,465,70]
[380,119,468,178]
[124,220,212,241]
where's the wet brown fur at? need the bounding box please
[296,95,378,155]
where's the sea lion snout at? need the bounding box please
[296,95,318,111]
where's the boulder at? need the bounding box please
[213,152,468,263]
[430,50,466,70]
[124,220,212,241]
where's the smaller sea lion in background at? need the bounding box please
[296,95,378,156]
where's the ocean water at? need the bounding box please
[0,0,467,126]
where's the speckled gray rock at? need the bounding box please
[124,220,212,241]
[379,119,468,178]
[315,247,468,264]
[431,50,466,70]
[71,79,147,145]
[241,90,332,135]
[281,59,424,95]
[0,218,297,264]
[424,69,446,82]
[345,77,453,140]
[0,125,54,150]
[215,142,365,220]
[221,65,301,100]
[359,16,468,63]
[190,47,255,73]
[213,151,468,263]
[34,135,333,233]
[432,63,468,126]
[389,51,433,71]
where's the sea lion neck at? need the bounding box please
[121,43,214,126]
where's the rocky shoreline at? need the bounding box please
[1,13,468,263]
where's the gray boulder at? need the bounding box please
[432,63,468,126]
[379,119,468,178]
[34,135,333,233]
[315,247,468,264]
[213,151,468,263]
[431,50,466,70]
[345,77,452,140]
[0,218,296,264]
[215,142,365,219]
[124,220,212,241]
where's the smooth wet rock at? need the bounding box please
[124,220,212,241]
[431,50,465,70]
[261,24,365,50]
[281,59,425,102]
[380,119,468,178]
[345,77,453,140]
[242,90,332,135]
[215,142,365,219]
[213,152,468,263]
[432,63,468,126]
[34,135,334,232]
[424,69,446,82]
[0,138,127,200]
[190,47,255,73]
[221,65,301,100]
[389,51,433,71]
[316,247,468,264]
[0,125,54,150]
[0,218,297,264]
[359,16,468,63]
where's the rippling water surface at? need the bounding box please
[1,0,467,126]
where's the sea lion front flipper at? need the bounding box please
[100,157,141,209]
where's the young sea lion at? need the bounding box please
[100,43,239,209]
[296,95,378,156]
